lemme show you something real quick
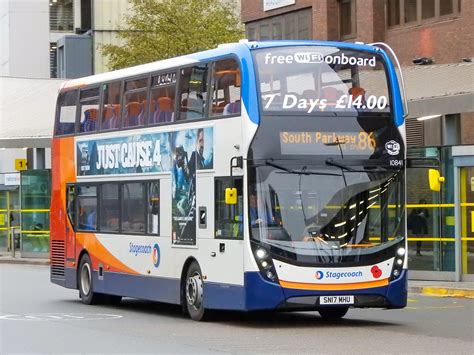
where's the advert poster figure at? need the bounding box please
[171,128,213,245]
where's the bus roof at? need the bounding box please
[61,40,385,91]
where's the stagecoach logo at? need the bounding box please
[152,243,160,268]
[316,270,364,280]
[129,242,152,256]
[264,52,377,67]
[385,140,400,156]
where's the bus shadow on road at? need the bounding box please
[65,298,401,328]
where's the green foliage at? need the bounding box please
[101,0,243,70]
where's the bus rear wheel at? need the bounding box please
[184,261,206,321]
[78,254,101,305]
[318,307,349,320]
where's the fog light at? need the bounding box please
[393,269,400,277]
[256,249,266,259]
[396,258,403,266]
[397,247,406,256]
[261,261,268,268]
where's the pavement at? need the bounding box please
[1,253,473,298]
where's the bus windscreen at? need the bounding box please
[254,46,391,115]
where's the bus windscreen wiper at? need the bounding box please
[265,160,341,176]
[325,158,355,172]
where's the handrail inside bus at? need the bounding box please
[369,42,409,119]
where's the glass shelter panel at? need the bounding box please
[20,170,51,255]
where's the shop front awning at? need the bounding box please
[0,76,65,148]
[404,62,474,118]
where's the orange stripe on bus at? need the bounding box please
[76,233,139,275]
[279,278,389,291]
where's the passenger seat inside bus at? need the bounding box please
[154,97,174,123]
[102,105,118,130]
[223,100,241,115]
[81,108,98,132]
[124,102,143,127]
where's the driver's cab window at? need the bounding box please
[215,177,243,239]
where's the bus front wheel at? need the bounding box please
[78,254,101,305]
[184,261,206,321]
[318,307,349,320]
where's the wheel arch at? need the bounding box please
[76,249,90,289]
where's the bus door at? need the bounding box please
[204,176,244,285]
[65,184,76,261]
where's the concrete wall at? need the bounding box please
[1,0,50,78]
[92,0,130,73]
[0,149,27,174]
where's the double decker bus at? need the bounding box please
[51,40,409,321]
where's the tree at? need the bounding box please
[101,0,244,70]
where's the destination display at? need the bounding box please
[280,131,377,155]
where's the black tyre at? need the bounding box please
[318,307,349,320]
[184,261,207,321]
[78,254,102,305]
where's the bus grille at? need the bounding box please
[51,240,65,279]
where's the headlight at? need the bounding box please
[256,249,266,259]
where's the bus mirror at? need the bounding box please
[428,169,445,191]
[225,188,237,205]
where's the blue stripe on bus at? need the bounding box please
[62,266,406,311]
[279,269,407,309]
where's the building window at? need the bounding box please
[422,0,435,19]
[50,43,57,78]
[49,0,74,32]
[388,0,461,28]
[340,0,356,39]
[388,0,401,26]
[245,8,312,41]
[405,0,418,23]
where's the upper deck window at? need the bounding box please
[101,82,122,131]
[79,88,100,133]
[178,64,209,121]
[149,71,177,125]
[254,46,391,115]
[123,77,148,128]
[55,90,77,136]
[210,59,241,117]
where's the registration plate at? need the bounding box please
[320,295,354,305]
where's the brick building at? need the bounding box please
[242,0,472,65]
[241,0,474,281]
